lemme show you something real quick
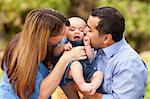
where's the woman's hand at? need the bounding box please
[62,46,87,62]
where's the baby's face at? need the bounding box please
[66,18,86,42]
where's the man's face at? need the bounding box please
[85,15,105,49]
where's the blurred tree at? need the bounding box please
[0,0,70,49]
[67,0,98,19]
[97,0,150,52]
[0,0,149,52]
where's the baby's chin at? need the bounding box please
[74,38,82,41]
[68,37,82,42]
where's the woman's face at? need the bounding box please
[48,25,66,46]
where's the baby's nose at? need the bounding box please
[75,29,80,34]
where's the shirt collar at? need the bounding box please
[98,38,127,59]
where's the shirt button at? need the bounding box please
[94,67,97,70]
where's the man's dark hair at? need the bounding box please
[91,6,125,42]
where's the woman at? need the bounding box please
[0,8,87,99]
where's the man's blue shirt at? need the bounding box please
[93,38,148,99]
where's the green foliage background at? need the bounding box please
[0,0,149,52]
[0,0,149,98]
[97,0,150,52]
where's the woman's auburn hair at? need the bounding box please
[1,8,69,99]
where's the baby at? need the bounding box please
[53,17,103,95]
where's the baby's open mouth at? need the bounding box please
[74,36,81,41]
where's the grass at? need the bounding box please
[0,53,149,99]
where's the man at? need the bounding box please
[62,6,148,99]
[83,6,148,99]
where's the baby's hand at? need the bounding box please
[83,36,91,46]
[64,42,72,51]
